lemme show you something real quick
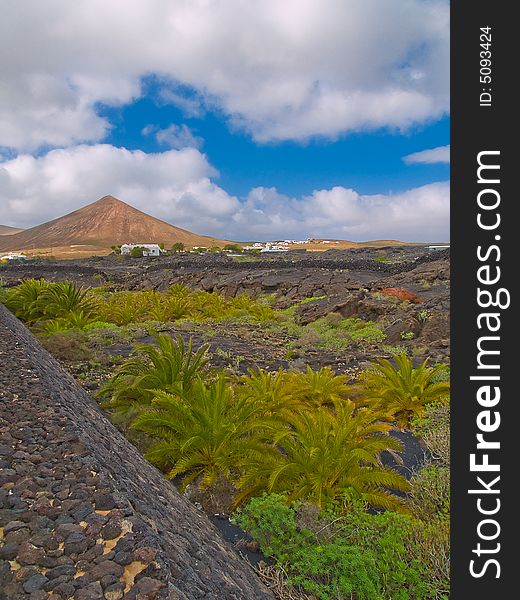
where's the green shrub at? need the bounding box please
[132,375,272,492]
[4,279,98,329]
[409,465,450,521]
[130,246,145,257]
[400,331,415,340]
[39,331,92,361]
[290,316,385,352]
[234,494,444,600]
[411,401,450,465]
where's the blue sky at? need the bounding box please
[0,0,450,242]
[101,78,449,199]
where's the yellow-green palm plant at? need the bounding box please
[99,291,152,325]
[286,365,352,408]
[236,402,410,511]
[37,281,97,321]
[98,334,210,416]
[3,279,50,323]
[4,279,98,327]
[36,309,97,335]
[356,354,450,429]
[132,375,278,490]
[167,282,192,299]
[239,368,307,416]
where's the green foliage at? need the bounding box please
[237,402,409,511]
[130,246,145,257]
[357,354,450,428]
[400,331,415,340]
[4,279,97,330]
[288,316,385,352]
[411,401,450,465]
[132,375,274,491]
[286,366,351,407]
[95,286,279,326]
[171,242,185,252]
[239,368,298,415]
[431,365,450,384]
[99,334,210,415]
[223,243,243,253]
[298,295,327,304]
[235,494,446,599]
[409,465,450,521]
[381,344,408,357]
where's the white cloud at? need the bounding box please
[153,124,203,150]
[0,145,449,242]
[0,145,218,226]
[404,145,450,164]
[0,0,449,150]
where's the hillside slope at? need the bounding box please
[0,195,228,252]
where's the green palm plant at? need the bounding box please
[37,309,97,335]
[356,354,450,428]
[167,282,192,299]
[100,291,149,325]
[286,366,352,407]
[38,281,97,321]
[191,290,229,319]
[230,292,257,312]
[239,368,305,415]
[99,334,210,415]
[237,402,409,511]
[4,280,97,326]
[3,279,50,323]
[132,376,276,490]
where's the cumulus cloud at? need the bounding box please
[0,145,219,227]
[0,0,449,150]
[0,145,449,242]
[151,124,204,150]
[404,145,450,164]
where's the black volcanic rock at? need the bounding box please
[0,304,274,600]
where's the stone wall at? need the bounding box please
[0,304,274,600]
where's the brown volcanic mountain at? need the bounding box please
[0,196,229,253]
[0,225,24,236]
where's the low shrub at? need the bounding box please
[39,331,92,361]
[289,316,385,352]
[409,465,450,521]
[411,401,450,465]
[235,493,448,599]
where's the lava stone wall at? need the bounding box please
[0,304,273,600]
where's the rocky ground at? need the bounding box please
[0,305,275,600]
[0,247,449,599]
[1,246,450,367]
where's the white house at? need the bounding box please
[120,243,163,257]
[260,243,288,253]
[0,252,26,262]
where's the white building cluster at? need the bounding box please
[243,239,311,253]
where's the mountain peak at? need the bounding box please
[93,195,127,206]
[0,196,230,253]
